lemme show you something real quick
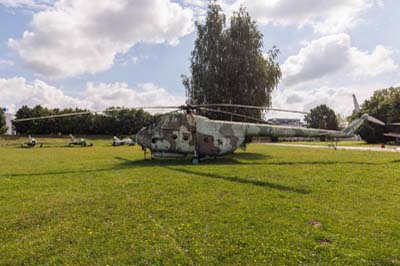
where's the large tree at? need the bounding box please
[183,2,281,121]
[349,87,400,143]
[305,104,339,130]
[0,108,8,134]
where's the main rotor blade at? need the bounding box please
[12,106,181,122]
[12,111,93,122]
[390,122,400,126]
[197,107,270,124]
[195,104,309,115]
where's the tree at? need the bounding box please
[336,113,348,130]
[183,1,226,110]
[183,2,281,121]
[348,87,400,143]
[305,104,339,130]
[0,108,8,134]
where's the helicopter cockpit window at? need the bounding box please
[204,136,213,143]
[182,133,189,141]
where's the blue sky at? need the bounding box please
[0,0,399,118]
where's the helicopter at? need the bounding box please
[20,135,43,148]
[68,134,93,147]
[12,95,384,163]
[135,103,384,163]
[112,136,135,146]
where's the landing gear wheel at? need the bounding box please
[191,156,200,164]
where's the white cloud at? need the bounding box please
[225,0,382,34]
[281,34,350,87]
[269,85,385,119]
[0,59,15,69]
[0,77,185,113]
[0,0,52,9]
[0,77,90,113]
[9,0,194,79]
[281,33,398,87]
[350,45,398,77]
[272,32,399,119]
[84,82,185,111]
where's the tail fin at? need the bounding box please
[342,114,385,136]
[353,94,361,114]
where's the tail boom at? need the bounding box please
[245,114,384,139]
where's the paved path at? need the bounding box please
[264,143,400,153]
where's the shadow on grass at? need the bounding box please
[1,152,390,178]
[167,167,311,194]
[263,161,377,166]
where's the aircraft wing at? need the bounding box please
[384,132,400,138]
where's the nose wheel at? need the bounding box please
[191,150,202,164]
[191,156,200,164]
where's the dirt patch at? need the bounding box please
[309,219,322,228]
[318,239,332,246]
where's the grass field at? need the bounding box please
[1,137,399,265]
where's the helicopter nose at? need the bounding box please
[136,127,152,148]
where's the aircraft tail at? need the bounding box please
[352,94,361,113]
[342,114,385,137]
[341,95,385,137]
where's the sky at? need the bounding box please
[0,0,399,119]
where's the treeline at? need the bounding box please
[14,105,159,135]
[0,108,8,134]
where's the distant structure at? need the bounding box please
[5,113,16,135]
[267,118,305,127]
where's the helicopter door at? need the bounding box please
[176,127,194,153]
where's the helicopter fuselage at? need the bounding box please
[136,113,247,158]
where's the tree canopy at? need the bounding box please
[349,87,400,143]
[0,108,8,134]
[183,2,281,121]
[14,105,158,135]
[305,104,339,130]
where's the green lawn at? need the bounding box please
[0,137,399,265]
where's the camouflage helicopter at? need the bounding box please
[135,101,384,164]
[68,134,93,147]
[112,136,135,146]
